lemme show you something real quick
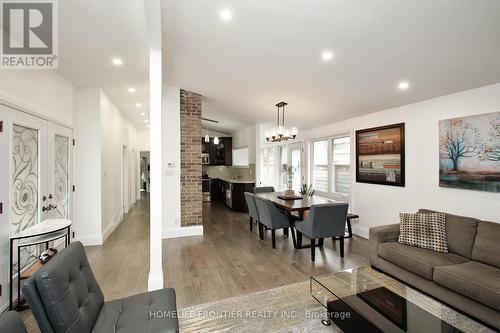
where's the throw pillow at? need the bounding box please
[398,213,448,253]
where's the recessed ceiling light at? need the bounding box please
[128,87,136,93]
[220,9,232,22]
[135,102,142,107]
[398,81,410,90]
[140,112,146,116]
[321,50,334,62]
[112,58,123,66]
[145,119,149,123]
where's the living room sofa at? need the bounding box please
[370,209,500,330]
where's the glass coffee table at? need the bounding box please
[310,266,489,333]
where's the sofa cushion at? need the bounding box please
[92,288,178,333]
[471,221,500,269]
[434,262,500,311]
[378,242,468,280]
[418,209,479,258]
[34,242,104,333]
[398,212,448,253]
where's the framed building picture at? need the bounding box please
[356,123,405,186]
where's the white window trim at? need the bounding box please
[309,133,352,199]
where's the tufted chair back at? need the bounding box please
[23,242,104,333]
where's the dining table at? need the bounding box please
[255,192,359,249]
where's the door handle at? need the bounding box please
[42,204,58,212]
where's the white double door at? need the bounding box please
[0,104,73,305]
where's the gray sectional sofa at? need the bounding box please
[370,209,500,330]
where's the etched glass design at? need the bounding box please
[54,134,69,218]
[11,124,39,270]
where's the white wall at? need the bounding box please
[100,91,137,241]
[74,89,138,245]
[0,70,75,126]
[162,86,181,235]
[74,88,103,245]
[161,85,203,238]
[137,128,150,151]
[302,83,500,238]
[232,125,256,164]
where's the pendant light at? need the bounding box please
[265,102,298,142]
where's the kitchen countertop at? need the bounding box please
[211,177,255,184]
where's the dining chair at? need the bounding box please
[254,197,290,248]
[294,203,349,261]
[253,186,275,194]
[244,192,259,231]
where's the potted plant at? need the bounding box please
[299,184,315,197]
[281,163,297,197]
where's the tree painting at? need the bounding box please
[439,112,500,193]
[479,119,500,162]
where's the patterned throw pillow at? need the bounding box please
[398,213,448,253]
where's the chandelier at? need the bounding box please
[265,102,298,142]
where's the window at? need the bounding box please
[260,147,275,186]
[332,137,351,194]
[312,140,329,192]
[279,146,288,190]
[291,147,302,192]
[311,136,351,196]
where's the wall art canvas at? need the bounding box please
[439,112,500,192]
[356,123,405,187]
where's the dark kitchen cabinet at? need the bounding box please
[201,137,232,166]
[231,182,255,212]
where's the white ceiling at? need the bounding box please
[163,0,500,131]
[58,0,150,129]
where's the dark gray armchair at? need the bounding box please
[253,186,275,194]
[295,203,349,261]
[254,197,290,248]
[23,242,179,333]
[0,311,27,333]
[244,192,259,231]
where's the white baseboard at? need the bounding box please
[351,224,369,239]
[162,225,204,239]
[75,234,103,246]
[102,214,123,243]
[148,271,164,291]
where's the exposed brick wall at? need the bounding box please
[180,89,203,227]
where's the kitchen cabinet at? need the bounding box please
[231,182,255,212]
[201,137,232,166]
[209,178,255,212]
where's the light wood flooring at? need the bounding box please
[21,196,370,331]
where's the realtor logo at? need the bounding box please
[1,0,58,69]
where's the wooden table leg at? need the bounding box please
[346,218,353,238]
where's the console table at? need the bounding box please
[9,219,72,310]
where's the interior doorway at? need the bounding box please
[122,145,128,214]
[140,151,150,194]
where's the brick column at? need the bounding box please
[180,89,203,227]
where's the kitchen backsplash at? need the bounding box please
[203,164,256,181]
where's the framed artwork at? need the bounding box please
[439,111,500,193]
[356,123,405,187]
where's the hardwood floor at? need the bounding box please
[166,200,370,308]
[20,196,369,331]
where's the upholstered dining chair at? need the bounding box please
[244,192,259,231]
[254,197,290,248]
[253,186,275,194]
[294,203,349,261]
